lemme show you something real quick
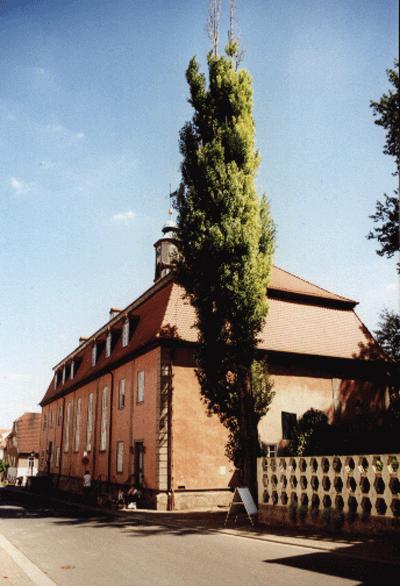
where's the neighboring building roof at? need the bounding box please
[8,413,41,454]
[40,266,386,406]
[0,429,11,450]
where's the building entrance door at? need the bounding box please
[47,442,53,474]
[28,456,35,476]
[134,442,144,488]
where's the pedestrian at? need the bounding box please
[83,470,91,504]
[124,484,141,509]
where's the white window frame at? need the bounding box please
[116,441,124,474]
[137,370,145,403]
[91,344,97,367]
[55,446,60,468]
[54,371,58,390]
[74,398,81,452]
[105,331,112,358]
[100,387,108,451]
[118,378,126,409]
[64,402,71,452]
[122,319,130,347]
[86,393,94,452]
[70,360,75,379]
[265,444,277,457]
[58,404,63,426]
[62,366,66,384]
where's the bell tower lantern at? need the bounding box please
[154,209,178,282]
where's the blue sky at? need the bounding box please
[0,0,398,428]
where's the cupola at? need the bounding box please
[154,209,178,281]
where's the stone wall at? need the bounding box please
[257,454,400,535]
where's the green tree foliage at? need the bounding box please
[368,62,400,272]
[174,38,275,496]
[374,308,400,363]
[290,409,329,456]
[0,459,8,482]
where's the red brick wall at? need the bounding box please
[39,347,161,490]
[171,348,234,490]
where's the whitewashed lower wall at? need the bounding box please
[258,454,400,531]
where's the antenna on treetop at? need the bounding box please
[168,184,173,220]
[228,0,244,69]
[207,0,221,57]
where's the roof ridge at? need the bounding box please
[272,265,356,303]
[53,273,174,369]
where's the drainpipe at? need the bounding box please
[92,382,100,483]
[107,370,115,489]
[167,347,175,511]
[57,397,66,489]
[128,361,134,481]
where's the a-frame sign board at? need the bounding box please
[224,487,258,527]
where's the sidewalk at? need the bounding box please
[0,543,34,585]
[4,486,400,567]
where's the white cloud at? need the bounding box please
[46,123,85,143]
[2,373,32,383]
[33,66,48,77]
[9,176,30,195]
[111,210,136,224]
[39,160,55,170]
[385,282,398,294]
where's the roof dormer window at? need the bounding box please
[70,360,75,379]
[122,319,130,348]
[91,343,97,367]
[54,371,59,390]
[62,366,66,384]
[105,331,112,358]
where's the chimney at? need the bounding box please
[109,307,122,320]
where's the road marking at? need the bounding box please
[0,533,57,586]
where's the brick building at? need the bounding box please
[6,413,41,484]
[39,221,394,509]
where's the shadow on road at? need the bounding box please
[1,486,399,584]
[264,549,398,585]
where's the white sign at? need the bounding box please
[224,487,258,527]
[237,487,258,516]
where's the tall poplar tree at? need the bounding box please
[174,15,275,497]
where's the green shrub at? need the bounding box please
[321,507,332,526]
[298,505,308,523]
[331,510,345,531]
[288,503,297,523]
[290,409,330,456]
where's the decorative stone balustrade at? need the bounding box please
[257,454,400,533]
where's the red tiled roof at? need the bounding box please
[12,413,41,454]
[40,266,385,405]
[162,284,384,360]
[269,266,356,303]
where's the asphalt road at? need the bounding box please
[0,489,397,586]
